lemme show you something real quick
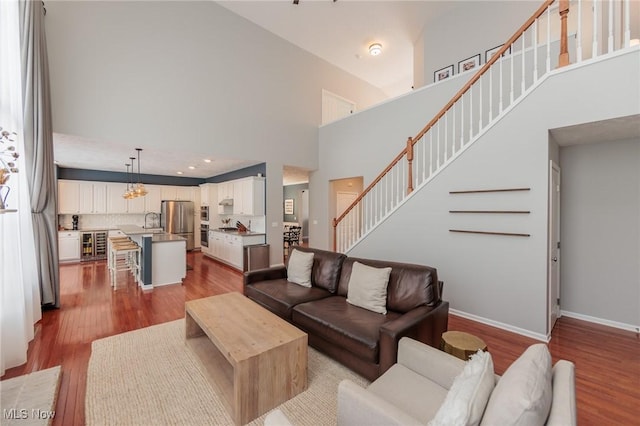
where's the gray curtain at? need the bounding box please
[20,0,59,308]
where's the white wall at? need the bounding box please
[414,1,540,89]
[314,51,640,337]
[560,138,640,328]
[44,0,387,266]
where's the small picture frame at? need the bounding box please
[458,54,481,73]
[284,199,294,215]
[434,65,454,82]
[485,44,512,63]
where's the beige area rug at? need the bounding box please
[86,320,369,425]
[1,365,62,426]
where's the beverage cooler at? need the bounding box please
[81,231,108,261]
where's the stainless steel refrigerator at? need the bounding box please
[161,200,195,250]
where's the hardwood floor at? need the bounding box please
[2,251,639,425]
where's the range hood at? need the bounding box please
[218,198,234,206]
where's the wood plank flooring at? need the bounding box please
[2,251,639,425]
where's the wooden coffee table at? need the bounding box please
[185,292,308,425]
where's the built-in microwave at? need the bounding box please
[200,205,209,222]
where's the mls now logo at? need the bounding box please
[4,409,28,419]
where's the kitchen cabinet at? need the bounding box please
[205,230,266,270]
[58,231,80,262]
[176,187,193,201]
[233,177,265,216]
[161,186,177,201]
[217,182,234,214]
[127,192,145,214]
[58,180,80,214]
[106,183,128,214]
[200,183,215,206]
[144,185,162,213]
[58,180,107,214]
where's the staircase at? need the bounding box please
[333,0,636,253]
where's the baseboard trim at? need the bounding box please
[450,309,549,342]
[560,310,640,333]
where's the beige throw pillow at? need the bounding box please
[428,350,495,426]
[286,249,314,288]
[346,261,392,314]
[480,344,552,426]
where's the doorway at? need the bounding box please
[548,161,561,334]
[322,89,356,125]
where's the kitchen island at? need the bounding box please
[119,225,187,289]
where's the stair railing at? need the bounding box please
[333,0,635,253]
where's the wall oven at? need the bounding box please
[200,205,209,222]
[200,223,209,247]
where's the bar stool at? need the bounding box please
[109,237,141,288]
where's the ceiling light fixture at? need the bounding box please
[369,43,382,56]
[203,159,212,163]
[122,160,135,199]
[188,166,195,170]
[176,171,183,175]
[134,148,147,197]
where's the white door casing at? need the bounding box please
[548,161,561,334]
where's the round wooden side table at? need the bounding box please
[441,331,488,361]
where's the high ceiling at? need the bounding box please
[54,1,462,181]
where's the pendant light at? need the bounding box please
[134,148,147,196]
[122,162,133,199]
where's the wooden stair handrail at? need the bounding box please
[333,0,559,251]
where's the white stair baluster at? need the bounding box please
[489,66,493,121]
[577,0,583,62]
[436,121,440,169]
[499,52,504,113]
[510,41,515,103]
[452,102,457,154]
[460,94,465,147]
[593,0,599,58]
[533,17,538,82]
[445,111,449,162]
[624,0,630,47]
[469,87,473,140]
[608,0,614,53]
[429,130,433,176]
[547,5,551,71]
[521,33,526,93]
[478,75,483,131]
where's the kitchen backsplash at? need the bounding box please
[216,214,265,233]
[59,214,148,230]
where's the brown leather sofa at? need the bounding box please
[244,247,449,381]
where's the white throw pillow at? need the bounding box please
[286,249,314,288]
[346,261,392,314]
[480,344,552,426]
[429,350,495,426]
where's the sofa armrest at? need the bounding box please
[396,337,465,390]
[546,360,576,426]
[264,409,294,426]
[243,265,287,286]
[378,301,449,376]
[337,380,422,426]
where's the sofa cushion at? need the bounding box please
[292,296,401,363]
[429,350,495,426]
[480,344,552,426]
[346,261,392,314]
[286,249,314,287]
[245,279,333,320]
[338,257,440,312]
[368,363,449,423]
[288,247,346,293]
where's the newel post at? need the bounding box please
[332,218,337,252]
[406,137,414,194]
[558,0,570,67]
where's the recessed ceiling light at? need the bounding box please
[369,43,382,56]
[203,159,212,163]
[176,171,183,175]
[188,166,195,170]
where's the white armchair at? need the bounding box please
[337,337,576,426]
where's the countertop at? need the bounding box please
[118,225,162,235]
[152,233,187,243]
[210,229,266,237]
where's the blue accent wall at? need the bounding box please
[57,162,266,185]
[204,163,266,183]
[283,183,308,222]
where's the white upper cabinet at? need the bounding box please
[106,183,128,214]
[217,182,234,214]
[233,177,265,216]
[58,180,81,214]
[58,180,108,214]
[161,185,177,201]
[176,187,193,201]
[200,184,210,206]
[144,185,162,213]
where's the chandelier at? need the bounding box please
[122,148,147,199]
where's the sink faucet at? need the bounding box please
[145,212,159,229]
